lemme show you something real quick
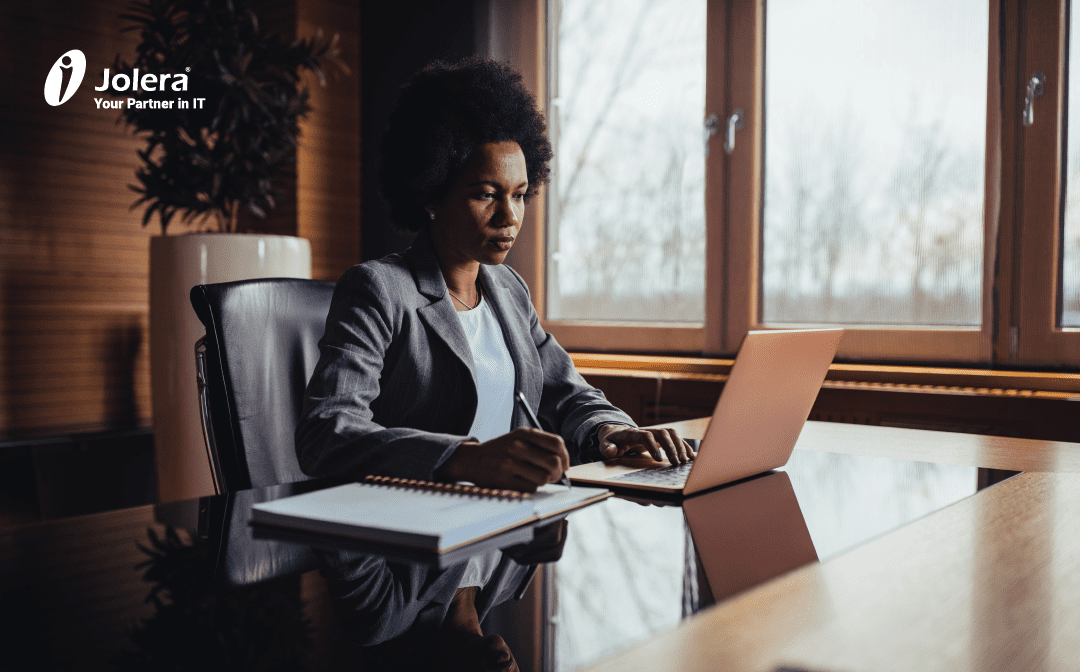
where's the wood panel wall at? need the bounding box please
[0,1,362,439]
[297,0,362,283]
[0,1,151,436]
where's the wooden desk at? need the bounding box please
[4,421,1077,671]
[585,421,1080,672]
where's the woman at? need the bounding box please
[296,57,692,489]
[296,56,693,669]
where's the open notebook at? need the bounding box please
[250,476,611,554]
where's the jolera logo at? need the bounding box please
[44,49,86,106]
[45,50,191,108]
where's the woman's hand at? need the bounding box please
[436,427,570,493]
[598,425,695,465]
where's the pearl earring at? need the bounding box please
[428,211,435,220]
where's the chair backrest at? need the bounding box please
[190,278,335,493]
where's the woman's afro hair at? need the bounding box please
[379,56,554,233]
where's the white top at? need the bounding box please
[455,293,516,587]
[456,294,516,443]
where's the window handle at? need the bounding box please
[724,109,744,155]
[704,110,745,157]
[704,113,721,158]
[1024,72,1045,127]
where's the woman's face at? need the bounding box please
[430,141,528,267]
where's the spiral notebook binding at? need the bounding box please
[362,474,533,500]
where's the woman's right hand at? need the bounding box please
[435,427,570,493]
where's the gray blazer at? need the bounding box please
[296,231,632,647]
[295,229,635,482]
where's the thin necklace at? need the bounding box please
[448,286,480,310]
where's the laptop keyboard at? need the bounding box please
[610,461,694,487]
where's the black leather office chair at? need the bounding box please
[190,278,335,494]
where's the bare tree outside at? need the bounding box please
[548,0,706,323]
[887,116,983,325]
[762,0,987,327]
[764,108,873,322]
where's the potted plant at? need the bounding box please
[113,0,342,501]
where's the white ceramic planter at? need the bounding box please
[150,233,311,502]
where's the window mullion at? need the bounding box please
[721,0,764,354]
[1015,0,1076,366]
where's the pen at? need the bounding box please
[515,391,571,488]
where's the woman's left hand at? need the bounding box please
[597,425,695,464]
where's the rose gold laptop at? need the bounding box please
[567,329,843,496]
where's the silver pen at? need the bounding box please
[515,391,571,487]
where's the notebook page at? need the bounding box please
[251,483,536,550]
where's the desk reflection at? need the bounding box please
[196,480,568,670]
[686,471,818,610]
[552,449,977,671]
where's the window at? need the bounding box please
[1061,1,1080,328]
[497,0,1080,367]
[547,0,707,324]
[761,1,987,328]
[749,0,993,362]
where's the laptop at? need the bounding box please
[566,328,843,496]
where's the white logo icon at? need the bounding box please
[44,50,87,106]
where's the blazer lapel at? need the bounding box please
[404,232,479,394]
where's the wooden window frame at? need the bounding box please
[493,0,1080,368]
[1011,0,1080,366]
